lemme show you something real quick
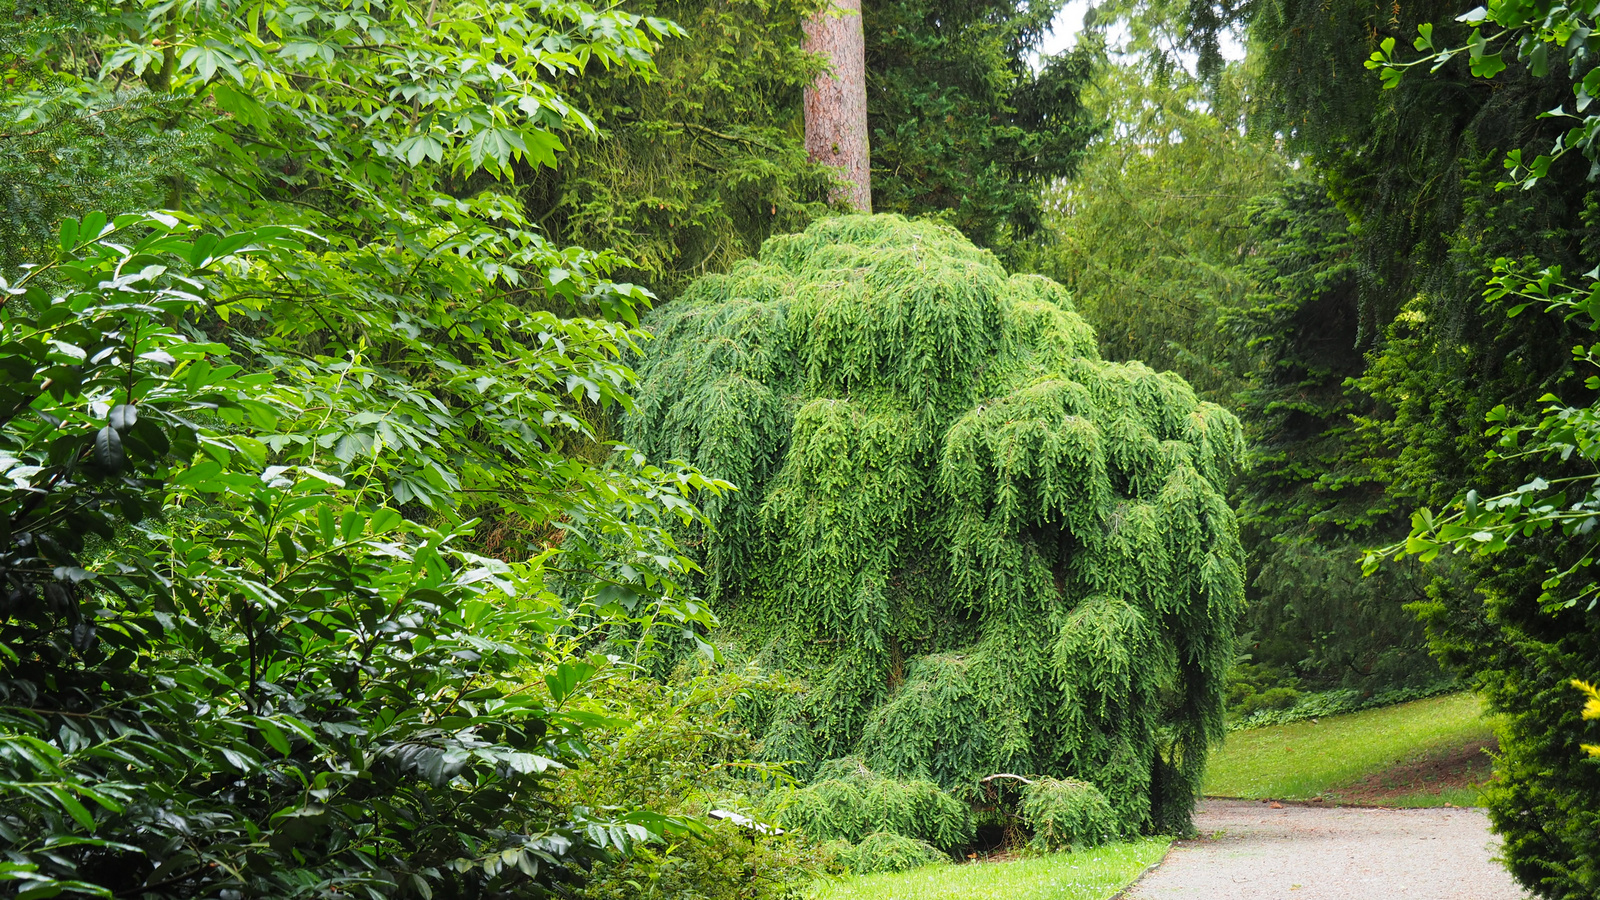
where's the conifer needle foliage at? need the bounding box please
[625,215,1246,835]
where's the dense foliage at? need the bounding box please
[0,2,201,273]
[36,0,1600,886]
[556,667,830,900]
[831,833,946,875]
[864,0,1100,250]
[526,0,841,299]
[1228,182,1444,690]
[766,757,973,851]
[625,214,1246,836]
[1033,56,1441,694]
[0,1,760,897]
[1158,0,1600,890]
[1018,777,1118,852]
[0,211,722,898]
[1035,61,1280,402]
[515,0,1103,298]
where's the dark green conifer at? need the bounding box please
[626,214,1245,833]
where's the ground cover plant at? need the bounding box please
[1227,680,1461,730]
[626,214,1246,836]
[808,837,1171,900]
[1204,693,1496,805]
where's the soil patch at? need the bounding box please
[1322,735,1497,804]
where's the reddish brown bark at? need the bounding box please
[803,0,871,213]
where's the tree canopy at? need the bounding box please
[865,0,1100,250]
[19,0,1600,891]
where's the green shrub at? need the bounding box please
[1020,778,1119,851]
[1411,560,1600,899]
[571,818,829,900]
[553,664,840,900]
[1229,681,1461,731]
[1226,663,1291,703]
[767,757,974,850]
[0,215,726,898]
[838,832,948,875]
[1237,686,1302,717]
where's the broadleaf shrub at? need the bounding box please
[0,214,730,898]
[0,2,777,898]
[558,664,832,900]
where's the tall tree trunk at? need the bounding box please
[803,0,871,213]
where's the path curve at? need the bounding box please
[1121,799,1529,900]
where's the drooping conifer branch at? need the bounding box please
[626,215,1245,835]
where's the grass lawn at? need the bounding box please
[808,838,1170,900]
[1204,692,1496,804]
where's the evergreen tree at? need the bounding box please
[0,0,202,273]
[1229,181,1442,688]
[525,0,1102,299]
[625,214,1246,835]
[1179,0,1600,889]
[864,0,1100,251]
[1180,0,1593,697]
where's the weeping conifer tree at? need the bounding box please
[626,215,1245,834]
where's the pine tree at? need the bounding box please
[1228,181,1442,688]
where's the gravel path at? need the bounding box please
[1120,799,1530,900]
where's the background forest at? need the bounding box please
[4,0,1600,898]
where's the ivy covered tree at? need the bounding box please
[624,214,1246,835]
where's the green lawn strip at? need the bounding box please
[1376,784,1486,808]
[1204,692,1495,802]
[808,838,1171,900]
